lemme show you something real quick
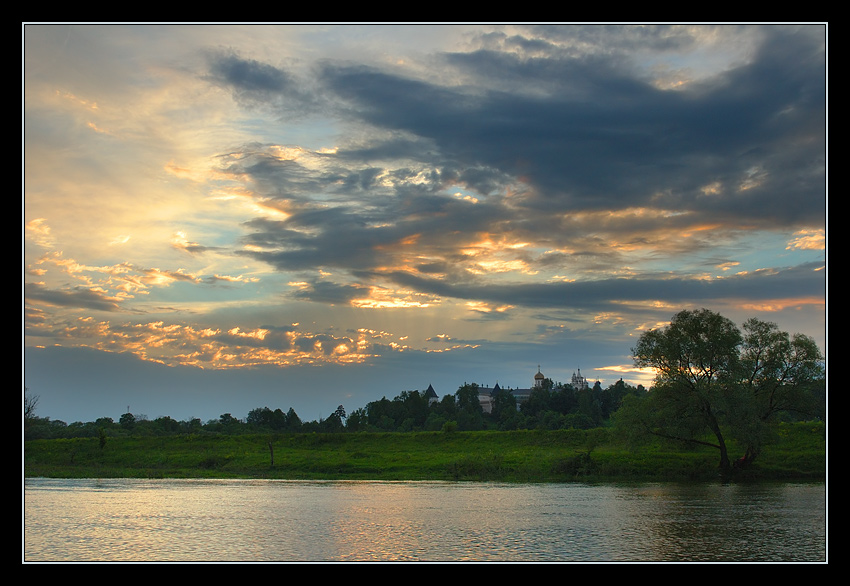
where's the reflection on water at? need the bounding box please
[23,478,826,562]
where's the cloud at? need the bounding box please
[24,282,123,312]
[310,25,825,224]
[376,261,824,311]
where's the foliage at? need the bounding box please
[618,308,824,476]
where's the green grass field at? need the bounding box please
[24,421,825,483]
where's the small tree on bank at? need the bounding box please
[617,308,824,476]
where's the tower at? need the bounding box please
[534,365,545,388]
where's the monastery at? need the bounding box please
[424,366,593,413]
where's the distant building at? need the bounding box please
[571,369,589,391]
[475,367,546,413]
[424,383,439,405]
[426,365,596,414]
[534,367,545,388]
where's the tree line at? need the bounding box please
[23,400,332,440]
[22,377,646,440]
[344,378,648,433]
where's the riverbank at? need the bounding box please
[23,421,825,483]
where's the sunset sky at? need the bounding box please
[23,24,827,424]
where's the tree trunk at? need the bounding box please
[706,414,731,473]
[717,440,731,473]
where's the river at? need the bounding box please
[23,478,826,562]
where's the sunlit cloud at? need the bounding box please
[466,301,514,314]
[25,218,54,248]
[738,297,826,312]
[787,229,825,251]
[28,317,388,369]
[351,285,437,309]
[596,365,657,387]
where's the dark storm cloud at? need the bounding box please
[204,50,321,114]
[207,52,294,100]
[317,25,825,224]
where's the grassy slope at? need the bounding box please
[23,422,826,483]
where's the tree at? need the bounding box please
[285,408,302,431]
[345,407,367,431]
[621,308,823,475]
[454,384,484,430]
[733,317,825,464]
[490,387,518,430]
[321,412,345,433]
[24,389,39,421]
[119,412,136,430]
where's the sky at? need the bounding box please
[23,23,827,424]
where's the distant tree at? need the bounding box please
[455,384,484,430]
[345,408,367,432]
[576,388,603,427]
[119,412,136,431]
[438,394,457,417]
[24,389,39,421]
[424,411,448,431]
[322,412,345,433]
[523,386,552,418]
[550,386,578,416]
[247,406,288,430]
[539,410,566,430]
[153,416,181,435]
[184,418,203,433]
[285,408,303,431]
[455,383,482,414]
[490,388,519,430]
[95,417,115,428]
[399,391,429,429]
[216,413,242,433]
[247,407,271,427]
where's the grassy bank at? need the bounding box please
[23,421,825,483]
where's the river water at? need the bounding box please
[23,478,826,562]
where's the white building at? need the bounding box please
[571,369,589,391]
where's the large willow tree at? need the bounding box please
[619,309,824,474]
